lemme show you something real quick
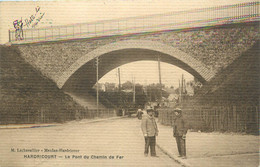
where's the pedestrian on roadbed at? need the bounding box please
[141,109,159,157]
[137,107,143,120]
[173,108,188,159]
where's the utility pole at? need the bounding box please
[182,74,184,94]
[179,79,181,103]
[132,75,135,105]
[118,68,121,92]
[96,57,99,113]
[158,56,162,102]
[184,78,186,94]
[181,74,184,104]
[118,68,122,109]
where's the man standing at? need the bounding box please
[173,108,188,159]
[141,109,159,157]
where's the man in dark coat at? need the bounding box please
[173,108,188,159]
[141,109,159,157]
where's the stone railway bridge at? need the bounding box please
[9,2,259,100]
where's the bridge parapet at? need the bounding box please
[10,1,259,44]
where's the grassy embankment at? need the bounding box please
[0,45,86,124]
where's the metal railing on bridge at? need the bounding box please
[9,2,259,43]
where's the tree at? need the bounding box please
[146,83,168,102]
[121,81,133,90]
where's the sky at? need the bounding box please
[0,0,252,87]
[99,61,194,88]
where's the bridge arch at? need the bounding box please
[58,40,216,89]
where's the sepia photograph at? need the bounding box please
[0,0,259,166]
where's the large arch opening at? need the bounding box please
[62,48,206,92]
[58,40,215,89]
[59,40,215,108]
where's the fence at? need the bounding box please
[75,108,116,120]
[0,108,116,124]
[158,104,259,134]
[9,2,259,43]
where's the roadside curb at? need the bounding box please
[74,116,125,124]
[0,116,125,129]
[0,124,60,129]
[156,144,192,167]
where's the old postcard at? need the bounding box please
[0,1,259,167]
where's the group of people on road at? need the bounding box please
[140,107,188,159]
